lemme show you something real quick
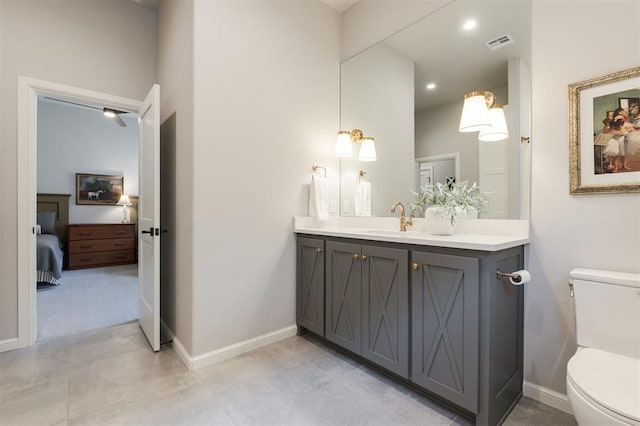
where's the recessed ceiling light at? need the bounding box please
[426,83,436,90]
[463,20,477,31]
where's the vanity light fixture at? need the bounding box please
[478,103,509,141]
[459,91,494,132]
[334,129,377,161]
[359,137,377,161]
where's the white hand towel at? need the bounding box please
[309,173,329,221]
[355,181,371,217]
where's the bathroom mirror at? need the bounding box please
[340,0,531,219]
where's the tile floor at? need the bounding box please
[0,322,578,426]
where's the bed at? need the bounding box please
[36,194,70,285]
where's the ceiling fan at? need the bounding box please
[42,97,129,127]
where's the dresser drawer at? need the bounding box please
[68,238,134,253]
[69,224,134,240]
[68,250,135,269]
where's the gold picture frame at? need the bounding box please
[569,66,640,194]
[76,173,124,205]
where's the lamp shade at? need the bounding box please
[117,194,132,206]
[334,131,353,157]
[478,105,509,141]
[358,137,377,161]
[459,91,491,132]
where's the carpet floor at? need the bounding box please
[37,264,138,342]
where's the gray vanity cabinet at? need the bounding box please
[325,241,362,354]
[325,241,409,378]
[410,251,479,413]
[296,234,525,426]
[296,237,325,336]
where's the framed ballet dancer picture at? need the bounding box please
[569,66,640,194]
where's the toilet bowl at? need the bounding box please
[567,347,639,425]
[567,268,640,426]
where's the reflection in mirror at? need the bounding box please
[340,0,530,218]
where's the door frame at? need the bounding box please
[415,152,461,190]
[16,76,142,349]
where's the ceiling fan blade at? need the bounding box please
[112,114,127,127]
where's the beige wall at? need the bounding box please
[0,0,156,343]
[157,0,195,354]
[527,0,640,394]
[190,0,340,356]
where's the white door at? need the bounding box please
[138,84,160,351]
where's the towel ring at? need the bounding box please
[312,165,326,177]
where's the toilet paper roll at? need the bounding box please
[510,269,531,286]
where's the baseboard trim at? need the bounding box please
[0,337,20,354]
[523,381,573,414]
[173,325,298,371]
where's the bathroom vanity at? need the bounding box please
[295,217,529,426]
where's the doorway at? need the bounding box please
[15,77,161,352]
[35,95,140,341]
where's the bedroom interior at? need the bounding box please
[35,97,140,341]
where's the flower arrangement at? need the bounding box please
[410,181,488,224]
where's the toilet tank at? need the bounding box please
[570,268,640,359]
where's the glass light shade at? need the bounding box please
[478,106,509,141]
[358,137,377,161]
[117,194,132,206]
[459,92,491,132]
[334,131,353,157]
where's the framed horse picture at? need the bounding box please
[76,173,124,205]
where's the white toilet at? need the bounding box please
[567,268,640,425]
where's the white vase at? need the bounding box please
[425,206,455,235]
[455,206,478,220]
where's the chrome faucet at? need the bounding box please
[391,201,413,232]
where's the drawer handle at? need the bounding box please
[80,245,92,249]
[114,231,127,234]
[115,255,126,259]
[411,263,419,270]
[352,254,360,260]
[80,258,92,262]
[316,248,322,254]
[114,243,126,247]
[79,232,92,236]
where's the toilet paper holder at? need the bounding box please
[496,269,522,283]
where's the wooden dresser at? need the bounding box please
[67,224,136,270]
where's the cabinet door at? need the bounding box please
[325,241,362,354]
[362,245,409,378]
[296,237,325,336]
[411,251,479,413]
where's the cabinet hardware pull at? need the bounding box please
[80,245,91,249]
[79,232,91,236]
[115,231,126,234]
[114,243,126,247]
[80,258,91,262]
[352,254,360,260]
[316,248,322,254]
[411,263,419,270]
[361,255,368,261]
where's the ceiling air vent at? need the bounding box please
[486,34,515,51]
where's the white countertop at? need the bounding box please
[294,217,530,252]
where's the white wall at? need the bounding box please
[157,0,195,353]
[341,43,415,216]
[37,100,139,224]
[527,0,640,395]
[0,0,156,343]
[190,1,340,356]
[341,0,454,61]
